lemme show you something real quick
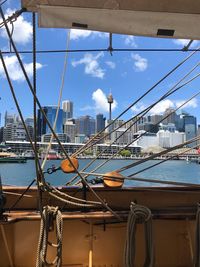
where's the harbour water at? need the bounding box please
[1,159,200,187]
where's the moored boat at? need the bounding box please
[0,152,27,163]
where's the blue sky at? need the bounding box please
[0,0,200,126]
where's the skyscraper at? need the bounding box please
[76,115,95,137]
[96,114,105,133]
[37,106,63,139]
[62,100,73,123]
[197,124,200,146]
[4,111,20,126]
[184,115,197,147]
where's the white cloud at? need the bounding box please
[173,39,199,48]
[0,9,32,45]
[175,98,198,109]
[92,89,117,113]
[80,105,94,111]
[71,52,105,78]
[124,35,137,47]
[131,53,148,72]
[133,98,198,115]
[131,102,146,114]
[70,29,108,40]
[105,61,116,69]
[150,99,174,115]
[0,55,43,82]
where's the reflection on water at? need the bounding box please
[1,159,200,187]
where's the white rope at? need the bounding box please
[41,30,71,170]
[124,203,154,267]
[36,206,63,267]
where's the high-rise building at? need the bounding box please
[96,114,105,133]
[25,118,34,127]
[62,100,73,123]
[162,108,178,125]
[3,122,26,141]
[0,127,3,143]
[183,115,197,147]
[198,124,200,146]
[63,120,76,143]
[4,112,20,126]
[37,106,63,139]
[76,115,95,137]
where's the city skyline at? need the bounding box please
[0,1,200,130]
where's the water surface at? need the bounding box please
[1,159,200,187]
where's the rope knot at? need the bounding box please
[124,203,154,267]
[130,202,151,223]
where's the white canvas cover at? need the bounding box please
[21,0,200,39]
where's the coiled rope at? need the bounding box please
[124,203,154,267]
[36,206,63,267]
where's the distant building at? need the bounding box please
[125,117,139,134]
[138,122,159,133]
[148,114,163,125]
[184,115,197,147]
[198,124,200,146]
[4,112,20,126]
[159,123,176,133]
[157,130,185,148]
[134,131,159,148]
[41,133,69,143]
[62,100,73,123]
[96,114,105,133]
[75,134,86,144]
[25,117,34,127]
[133,129,185,149]
[111,128,133,145]
[75,115,95,137]
[3,122,26,141]
[37,106,63,140]
[0,127,3,143]
[138,116,159,133]
[162,108,178,125]
[63,120,76,143]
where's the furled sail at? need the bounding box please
[22,0,200,39]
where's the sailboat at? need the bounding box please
[1,1,200,266]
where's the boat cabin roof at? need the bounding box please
[22,0,200,40]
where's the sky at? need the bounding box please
[0,0,200,126]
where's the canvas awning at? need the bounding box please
[21,0,200,39]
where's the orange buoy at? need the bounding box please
[103,171,124,188]
[60,157,79,173]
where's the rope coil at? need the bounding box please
[124,203,154,267]
[36,206,63,267]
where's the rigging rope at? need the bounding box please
[72,47,200,157]
[32,11,43,216]
[130,144,200,178]
[71,77,200,186]
[70,63,200,169]
[124,203,154,267]
[3,48,200,54]
[41,30,71,171]
[0,7,120,220]
[36,206,63,267]
[79,135,200,187]
[117,135,200,174]
[0,30,102,211]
